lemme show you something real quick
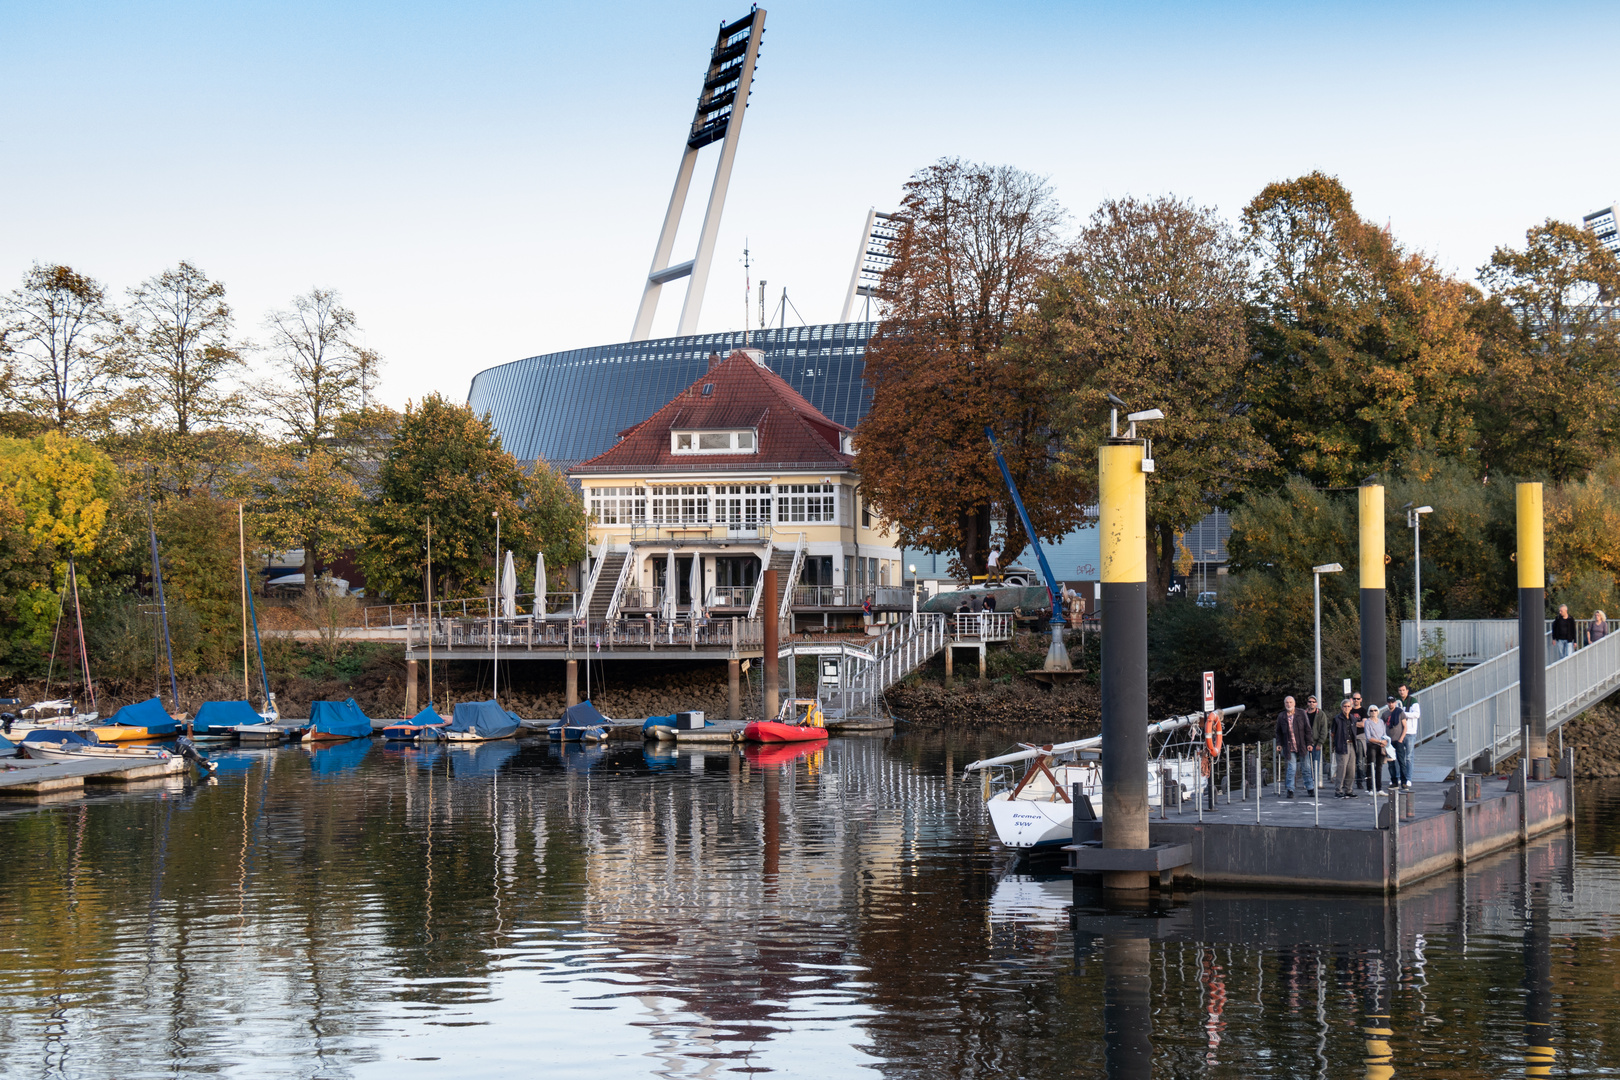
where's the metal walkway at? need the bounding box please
[1411,628,1620,779]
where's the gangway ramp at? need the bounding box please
[1411,628,1620,779]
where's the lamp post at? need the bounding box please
[1405,503,1434,657]
[908,563,918,616]
[1313,562,1344,707]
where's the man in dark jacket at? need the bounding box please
[1275,696,1313,797]
[1332,698,1359,797]
[1552,604,1577,660]
[1305,695,1329,779]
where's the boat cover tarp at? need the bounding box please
[107,696,178,735]
[447,700,520,739]
[309,698,373,739]
[193,700,263,734]
[642,713,676,732]
[308,737,373,774]
[551,701,610,734]
[22,728,101,746]
[0,734,15,757]
[409,704,446,725]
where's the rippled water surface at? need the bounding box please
[1,733,1618,1078]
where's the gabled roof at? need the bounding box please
[571,351,854,475]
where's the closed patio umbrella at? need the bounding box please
[501,550,517,619]
[662,550,677,622]
[688,552,704,623]
[533,551,546,617]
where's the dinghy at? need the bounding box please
[19,729,212,777]
[549,701,612,742]
[742,699,829,744]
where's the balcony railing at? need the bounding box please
[407,615,765,652]
[626,522,774,544]
[362,592,579,629]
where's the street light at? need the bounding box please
[908,563,918,615]
[1404,504,1434,658]
[1313,562,1344,707]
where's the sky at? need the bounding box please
[3,1,1617,410]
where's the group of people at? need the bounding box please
[1273,685,1422,800]
[1550,603,1608,660]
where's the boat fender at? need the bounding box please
[1202,712,1223,756]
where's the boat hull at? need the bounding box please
[984,760,1201,849]
[742,721,829,743]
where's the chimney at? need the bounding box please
[707,352,723,371]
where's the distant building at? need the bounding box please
[1586,204,1620,254]
[569,350,903,632]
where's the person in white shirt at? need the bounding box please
[986,547,1001,583]
[1396,684,1419,790]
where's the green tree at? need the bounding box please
[258,288,374,451]
[0,432,122,562]
[360,395,586,601]
[1473,220,1620,481]
[0,498,61,677]
[1023,195,1275,599]
[857,158,1080,575]
[249,447,365,587]
[0,264,123,434]
[1242,172,1481,486]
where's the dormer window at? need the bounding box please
[672,429,756,454]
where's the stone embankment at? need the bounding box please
[1557,701,1620,778]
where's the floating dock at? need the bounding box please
[1066,752,1574,893]
[0,755,189,797]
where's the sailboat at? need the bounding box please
[964,705,1246,850]
[229,505,294,743]
[12,561,104,738]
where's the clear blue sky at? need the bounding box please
[3,1,1615,408]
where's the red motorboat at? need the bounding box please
[742,699,830,743]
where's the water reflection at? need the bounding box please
[0,739,1615,1078]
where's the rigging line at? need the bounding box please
[783,292,809,327]
[69,559,95,712]
[44,575,69,698]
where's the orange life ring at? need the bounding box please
[1203,712,1224,756]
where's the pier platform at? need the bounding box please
[1066,755,1574,894]
[0,755,187,796]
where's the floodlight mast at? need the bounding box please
[631,8,767,341]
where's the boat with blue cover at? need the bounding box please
[99,697,180,741]
[549,701,611,743]
[193,700,270,736]
[381,704,449,741]
[443,700,521,742]
[303,698,374,743]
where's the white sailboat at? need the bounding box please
[965,705,1246,850]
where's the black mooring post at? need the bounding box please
[1099,438,1149,891]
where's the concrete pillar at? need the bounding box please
[978,643,986,682]
[405,658,418,716]
[1360,483,1386,709]
[1518,482,1548,765]
[728,658,741,721]
[944,645,954,688]
[1100,439,1150,890]
[763,568,779,721]
[566,659,579,707]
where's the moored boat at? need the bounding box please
[742,699,829,744]
[19,729,212,777]
[965,705,1246,850]
[549,701,612,742]
[94,697,180,742]
[442,700,521,742]
[303,699,374,743]
[382,704,448,741]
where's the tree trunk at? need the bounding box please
[956,505,992,579]
[1147,522,1177,606]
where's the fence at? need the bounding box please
[408,615,765,652]
[1400,618,1605,667]
[950,612,1013,641]
[363,592,578,630]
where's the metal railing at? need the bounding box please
[578,542,608,606]
[793,585,854,608]
[409,615,765,653]
[1400,618,1604,667]
[706,585,756,608]
[871,612,946,693]
[950,612,1013,642]
[363,591,579,629]
[601,549,638,621]
[780,532,808,627]
[627,522,775,544]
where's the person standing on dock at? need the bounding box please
[1396,684,1419,790]
[1305,695,1328,779]
[1363,705,1390,796]
[1333,697,1359,798]
[1552,604,1577,659]
[1275,696,1313,798]
[1350,692,1370,790]
[1384,695,1408,789]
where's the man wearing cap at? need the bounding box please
[1305,694,1329,785]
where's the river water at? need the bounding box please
[0,732,1616,1078]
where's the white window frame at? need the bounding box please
[774,482,837,524]
[670,429,758,455]
[589,486,646,525]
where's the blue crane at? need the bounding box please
[985,427,1073,672]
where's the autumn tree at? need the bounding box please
[117,262,253,498]
[856,158,1079,576]
[1472,220,1620,481]
[1022,196,1274,599]
[360,395,586,601]
[259,288,374,450]
[0,264,123,434]
[249,447,365,588]
[1241,173,1481,487]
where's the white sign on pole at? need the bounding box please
[1202,670,1215,713]
[1343,677,1353,696]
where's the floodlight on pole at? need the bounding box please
[1312,562,1344,708]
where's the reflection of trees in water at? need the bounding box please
[0,740,1614,1076]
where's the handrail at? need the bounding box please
[601,548,638,622]
[779,531,808,629]
[579,541,607,609]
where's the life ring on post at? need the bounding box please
[1202,712,1223,757]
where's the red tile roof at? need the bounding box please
[571,351,853,474]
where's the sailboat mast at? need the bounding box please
[147,507,180,711]
[426,519,434,707]
[243,546,273,717]
[239,504,250,700]
[68,558,95,712]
